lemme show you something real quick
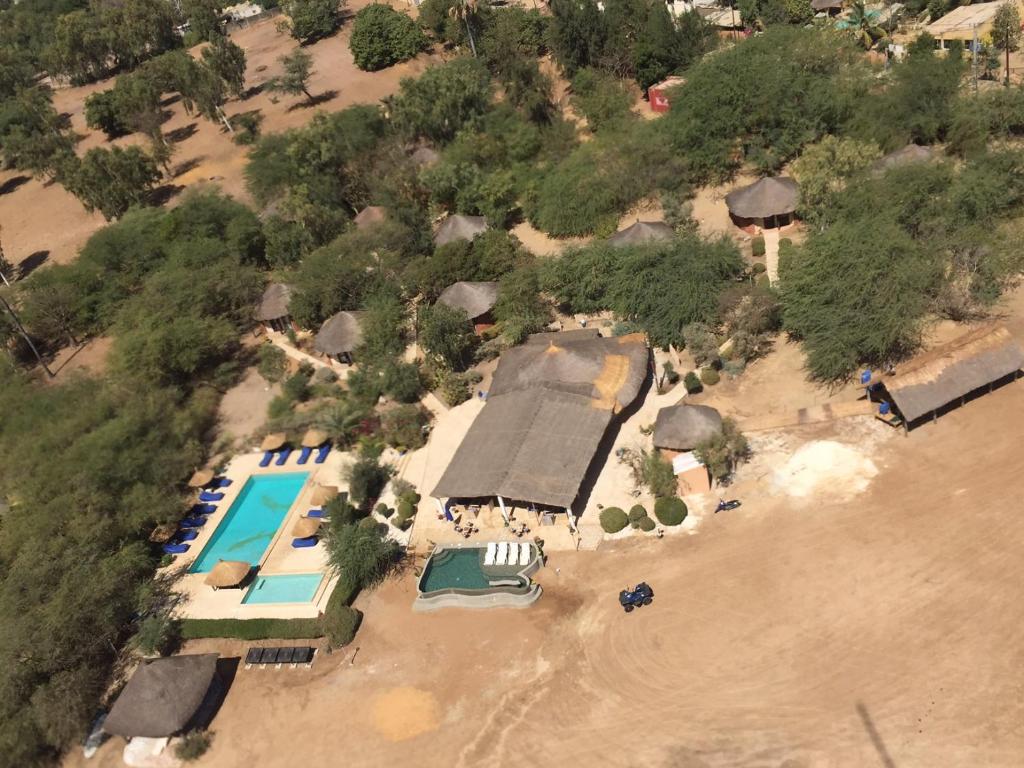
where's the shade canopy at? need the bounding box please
[434,214,488,246]
[313,311,364,356]
[310,485,339,506]
[204,560,251,588]
[607,220,674,248]
[188,469,215,488]
[103,654,219,738]
[725,177,799,219]
[437,281,499,321]
[149,523,178,544]
[652,404,723,451]
[292,517,322,538]
[260,432,287,451]
[301,429,328,448]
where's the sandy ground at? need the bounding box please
[74,365,1024,767]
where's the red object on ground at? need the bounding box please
[648,76,686,114]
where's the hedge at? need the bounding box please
[751,235,766,257]
[628,504,647,522]
[637,516,656,532]
[321,580,362,647]
[180,618,323,641]
[599,507,629,533]
[654,496,688,526]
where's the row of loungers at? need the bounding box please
[484,541,531,567]
[162,496,225,554]
[259,444,331,469]
[244,646,316,669]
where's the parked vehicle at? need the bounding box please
[715,499,741,513]
[619,582,654,613]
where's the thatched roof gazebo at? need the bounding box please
[103,655,220,738]
[310,485,339,506]
[255,284,293,332]
[652,404,723,451]
[353,206,387,230]
[204,560,251,589]
[607,221,674,248]
[261,432,287,451]
[188,469,215,489]
[437,281,499,324]
[314,311,364,364]
[725,177,799,229]
[292,517,321,538]
[434,214,488,246]
[301,428,328,448]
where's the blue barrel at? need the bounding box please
[879,401,891,415]
[860,369,873,385]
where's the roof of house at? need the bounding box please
[526,328,602,345]
[314,311,365,356]
[884,325,1024,423]
[607,220,675,248]
[725,176,800,219]
[653,404,723,451]
[699,6,744,26]
[437,281,500,320]
[432,333,650,508]
[255,283,291,321]
[810,0,842,10]
[870,144,935,174]
[926,1,1005,36]
[103,655,219,738]
[434,215,488,246]
[353,206,387,229]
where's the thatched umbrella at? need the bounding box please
[607,221,674,248]
[149,523,178,544]
[260,432,287,451]
[725,177,799,220]
[188,469,215,488]
[301,429,328,448]
[292,517,321,538]
[310,485,339,506]
[204,560,252,589]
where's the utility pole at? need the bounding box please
[0,293,54,378]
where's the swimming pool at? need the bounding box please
[189,472,309,573]
[242,573,324,604]
[420,548,492,592]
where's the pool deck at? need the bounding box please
[168,449,345,620]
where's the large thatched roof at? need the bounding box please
[255,283,292,322]
[437,281,499,320]
[314,311,364,356]
[870,144,935,175]
[104,655,219,738]
[652,404,722,451]
[882,325,1024,424]
[353,206,387,230]
[433,333,650,508]
[607,220,675,248]
[725,177,799,219]
[434,215,488,246]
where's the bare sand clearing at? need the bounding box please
[371,687,441,742]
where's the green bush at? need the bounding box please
[654,496,688,526]
[380,404,428,450]
[683,371,702,394]
[399,490,421,506]
[751,262,767,275]
[257,343,287,383]
[396,499,414,519]
[350,4,427,72]
[700,367,720,386]
[628,504,647,522]
[180,618,323,640]
[637,516,656,532]
[751,236,765,257]
[133,615,179,657]
[395,516,413,530]
[599,506,629,533]
[375,502,391,517]
[175,731,212,761]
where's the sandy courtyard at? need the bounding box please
[75,366,1024,768]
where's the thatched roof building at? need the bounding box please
[314,311,364,358]
[434,214,488,246]
[255,283,292,323]
[433,333,650,509]
[810,0,843,10]
[725,177,799,220]
[353,206,387,230]
[870,144,935,175]
[437,281,499,321]
[607,221,675,248]
[652,404,723,451]
[104,655,219,738]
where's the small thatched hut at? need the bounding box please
[725,176,799,230]
[652,404,723,451]
[353,206,387,230]
[255,283,293,333]
[434,214,488,246]
[314,311,364,365]
[437,281,499,331]
[607,221,674,248]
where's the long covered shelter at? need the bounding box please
[433,333,650,527]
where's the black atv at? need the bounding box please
[619,582,654,613]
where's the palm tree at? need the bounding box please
[847,1,886,51]
[449,0,479,58]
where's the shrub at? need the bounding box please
[641,450,677,498]
[232,111,263,145]
[345,452,395,508]
[380,405,428,450]
[257,344,287,383]
[599,506,629,533]
[570,67,634,131]
[751,236,765,257]
[395,516,413,530]
[439,370,475,406]
[133,615,179,657]
[396,499,414,519]
[653,496,687,526]
[662,361,679,385]
[382,362,422,403]
[180,618,323,640]
[321,580,363,646]
[628,504,647,522]
[751,262,767,275]
[175,731,212,761]
[375,502,390,516]
[282,372,311,402]
[350,4,427,71]
[683,371,702,394]
[683,323,720,367]
[637,516,656,532]
[694,417,749,481]
[700,367,720,386]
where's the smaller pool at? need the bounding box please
[421,548,491,592]
[242,573,324,604]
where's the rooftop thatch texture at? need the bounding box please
[652,404,723,451]
[526,328,601,345]
[314,311,364,356]
[353,206,387,229]
[607,220,675,248]
[433,333,650,508]
[870,144,934,175]
[437,281,499,320]
[255,283,292,322]
[725,177,799,219]
[434,214,488,246]
[103,655,219,738]
[884,325,1024,423]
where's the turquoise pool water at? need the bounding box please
[421,548,491,593]
[242,573,324,604]
[189,472,309,573]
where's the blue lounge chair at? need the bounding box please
[314,444,331,464]
[199,490,224,502]
[274,447,292,466]
[163,542,189,555]
[190,503,217,516]
[179,516,206,529]
[259,450,274,467]
[306,509,326,519]
[211,477,232,488]
[291,536,317,548]
[296,446,313,465]
[175,529,199,542]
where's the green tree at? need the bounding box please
[790,136,882,222]
[694,417,749,481]
[356,291,408,363]
[202,36,247,98]
[641,449,676,497]
[350,4,427,72]
[183,0,225,41]
[494,265,547,343]
[284,0,341,43]
[267,48,316,103]
[845,0,886,50]
[0,87,78,179]
[84,89,129,139]
[325,519,401,587]
[63,146,162,220]
[418,301,475,369]
[991,2,1021,87]
[343,450,395,508]
[389,57,492,144]
[449,0,480,57]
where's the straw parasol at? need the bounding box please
[188,469,215,488]
[301,429,328,448]
[292,517,321,538]
[149,523,178,544]
[310,485,339,506]
[260,432,287,451]
[204,560,251,589]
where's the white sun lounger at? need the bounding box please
[507,543,519,566]
[520,542,531,563]
[496,541,508,565]
[484,542,497,566]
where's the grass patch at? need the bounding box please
[180,618,324,641]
